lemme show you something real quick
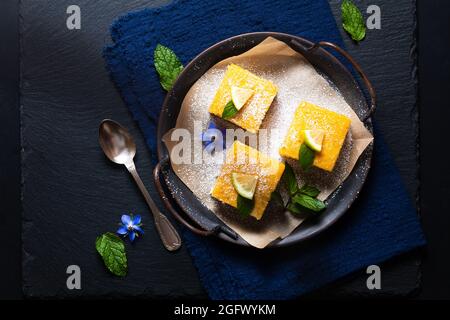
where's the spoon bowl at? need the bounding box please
[99,119,136,165]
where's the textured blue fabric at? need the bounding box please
[104,0,426,299]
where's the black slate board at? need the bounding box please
[21,0,421,297]
[0,0,22,299]
[21,0,204,298]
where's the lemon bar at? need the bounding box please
[208,64,278,133]
[279,101,351,172]
[211,141,285,220]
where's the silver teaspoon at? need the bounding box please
[99,119,181,251]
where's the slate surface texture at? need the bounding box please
[0,0,21,300]
[21,0,421,297]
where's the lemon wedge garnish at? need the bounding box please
[231,86,254,110]
[303,130,325,152]
[231,172,258,200]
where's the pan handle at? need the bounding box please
[153,159,232,238]
[291,40,376,122]
[153,160,217,237]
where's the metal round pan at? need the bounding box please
[154,32,375,248]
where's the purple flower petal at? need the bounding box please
[121,214,131,225]
[207,121,217,130]
[208,121,224,132]
[201,131,213,144]
[134,225,144,234]
[132,215,141,225]
[202,128,225,153]
[204,141,216,154]
[129,231,136,242]
[117,226,128,235]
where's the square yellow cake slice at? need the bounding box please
[279,101,351,172]
[208,64,278,133]
[211,141,285,220]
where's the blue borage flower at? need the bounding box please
[117,214,144,242]
[201,121,226,154]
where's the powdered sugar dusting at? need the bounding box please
[175,55,354,210]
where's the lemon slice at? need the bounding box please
[231,86,254,110]
[303,130,325,152]
[231,172,258,200]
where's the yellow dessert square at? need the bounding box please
[211,141,285,220]
[208,64,278,133]
[279,101,351,172]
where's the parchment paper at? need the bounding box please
[163,37,373,248]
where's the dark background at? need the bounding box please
[1,0,449,299]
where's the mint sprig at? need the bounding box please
[154,44,184,91]
[222,100,239,119]
[286,202,303,215]
[282,162,299,196]
[279,162,326,215]
[298,184,320,198]
[341,0,366,42]
[292,193,326,212]
[299,143,315,171]
[95,232,128,277]
[237,194,254,216]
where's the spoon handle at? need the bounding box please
[126,161,182,251]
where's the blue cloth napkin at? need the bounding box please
[104,0,426,299]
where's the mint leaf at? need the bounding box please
[95,232,127,277]
[299,184,320,198]
[154,44,184,91]
[292,193,326,212]
[282,162,299,196]
[222,100,239,119]
[270,190,284,207]
[341,0,366,42]
[286,202,303,215]
[237,194,254,216]
[299,143,315,171]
